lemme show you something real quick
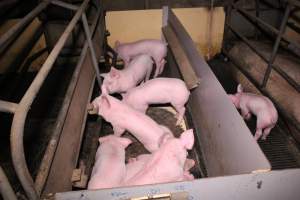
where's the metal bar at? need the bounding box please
[226,23,300,92]
[34,7,102,195]
[56,169,300,200]
[233,3,300,51]
[0,1,50,53]
[262,4,291,87]
[0,100,18,114]
[10,0,90,199]
[165,7,270,177]
[51,0,79,10]
[0,166,18,200]
[82,12,102,87]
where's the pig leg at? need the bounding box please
[254,128,263,140]
[113,125,125,136]
[261,124,275,140]
[153,59,163,78]
[173,104,186,125]
[144,68,151,82]
[184,159,195,171]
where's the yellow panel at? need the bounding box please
[106,7,225,59]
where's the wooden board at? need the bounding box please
[106,7,225,59]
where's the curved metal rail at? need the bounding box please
[0,0,102,199]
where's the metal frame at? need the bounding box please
[55,8,300,199]
[224,0,299,92]
[0,0,103,199]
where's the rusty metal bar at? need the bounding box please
[51,0,79,10]
[0,166,17,200]
[82,12,102,87]
[10,0,90,199]
[226,23,300,92]
[0,100,18,114]
[261,4,291,87]
[0,0,50,53]
[34,7,102,195]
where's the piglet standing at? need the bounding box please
[89,94,174,152]
[122,78,190,125]
[114,39,167,77]
[88,135,132,190]
[101,54,153,94]
[123,129,195,186]
[228,84,278,140]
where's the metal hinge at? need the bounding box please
[128,191,188,200]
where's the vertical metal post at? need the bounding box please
[223,0,233,48]
[261,3,291,87]
[82,13,102,87]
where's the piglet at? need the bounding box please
[88,94,174,152]
[101,54,153,94]
[123,129,195,186]
[88,135,132,190]
[122,78,190,125]
[125,155,195,183]
[228,84,278,140]
[115,39,167,77]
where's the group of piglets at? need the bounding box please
[87,39,194,190]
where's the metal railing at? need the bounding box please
[0,0,102,199]
[224,0,300,92]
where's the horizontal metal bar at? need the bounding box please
[51,0,79,10]
[233,3,300,51]
[56,169,300,200]
[0,100,18,114]
[10,0,90,199]
[226,23,300,92]
[34,7,102,195]
[0,1,50,53]
[0,166,18,200]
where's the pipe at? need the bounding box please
[0,166,18,200]
[0,1,50,54]
[51,0,79,10]
[0,100,18,114]
[82,12,102,87]
[10,0,90,199]
[34,7,102,195]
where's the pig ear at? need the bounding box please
[237,84,243,93]
[119,137,132,147]
[110,67,120,78]
[100,95,111,109]
[100,73,108,78]
[180,129,194,150]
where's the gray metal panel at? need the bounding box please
[164,7,271,177]
[55,169,300,200]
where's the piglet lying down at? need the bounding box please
[88,135,131,190]
[123,129,195,186]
